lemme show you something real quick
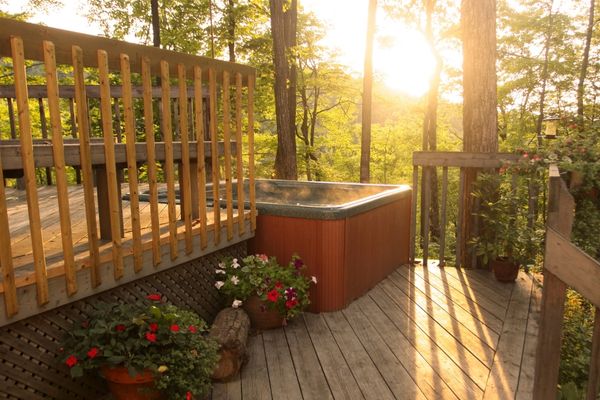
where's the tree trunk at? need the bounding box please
[227,0,236,63]
[460,0,498,268]
[270,0,297,179]
[151,0,161,48]
[360,0,377,183]
[284,0,297,144]
[535,0,554,146]
[577,0,595,130]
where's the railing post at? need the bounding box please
[533,166,573,400]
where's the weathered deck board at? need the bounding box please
[220,266,541,400]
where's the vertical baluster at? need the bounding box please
[161,61,178,260]
[11,36,48,305]
[120,54,143,271]
[0,155,17,316]
[72,45,101,286]
[222,71,234,241]
[235,72,245,235]
[422,167,431,267]
[44,41,76,294]
[439,166,448,266]
[209,68,221,244]
[409,165,419,264]
[177,64,193,254]
[7,98,17,139]
[68,98,81,184]
[141,57,161,266]
[247,74,256,231]
[37,98,52,185]
[456,167,465,267]
[586,308,600,400]
[193,67,208,249]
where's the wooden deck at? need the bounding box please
[213,265,541,400]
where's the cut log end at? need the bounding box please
[210,307,250,381]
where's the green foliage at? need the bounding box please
[60,294,218,400]
[215,254,315,320]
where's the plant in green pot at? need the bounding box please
[60,294,218,400]
[470,171,543,282]
[214,254,317,329]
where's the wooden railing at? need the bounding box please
[410,151,521,267]
[0,18,256,324]
[533,166,600,400]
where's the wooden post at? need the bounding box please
[533,167,572,400]
[11,36,48,305]
[193,66,208,249]
[43,41,76,295]
[72,45,101,287]
[141,57,161,266]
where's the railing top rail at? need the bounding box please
[413,151,521,168]
[0,17,255,82]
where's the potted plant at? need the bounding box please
[60,294,219,400]
[214,254,317,329]
[470,171,542,282]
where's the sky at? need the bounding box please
[6,0,437,97]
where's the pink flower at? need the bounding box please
[146,332,157,342]
[87,347,100,359]
[149,323,159,332]
[257,254,269,262]
[115,324,126,332]
[267,289,280,302]
[188,325,198,333]
[146,293,162,301]
[65,355,78,368]
[170,324,180,332]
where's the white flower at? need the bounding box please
[232,260,240,269]
[231,275,240,285]
[215,269,226,274]
[218,262,225,269]
[232,299,243,308]
[311,276,318,284]
[215,281,225,289]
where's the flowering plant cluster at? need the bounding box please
[59,294,218,400]
[215,254,316,320]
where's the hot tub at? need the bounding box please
[245,180,412,312]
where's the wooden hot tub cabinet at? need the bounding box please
[247,181,411,312]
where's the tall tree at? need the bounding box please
[151,0,161,47]
[577,0,595,130]
[360,0,377,183]
[460,0,498,267]
[270,0,297,179]
[535,0,554,146]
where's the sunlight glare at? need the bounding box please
[374,26,437,98]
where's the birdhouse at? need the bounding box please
[544,117,560,139]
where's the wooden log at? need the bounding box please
[209,68,221,244]
[11,35,48,305]
[247,75,256,231]
[235,73,245,236]
[98,49,124,279]
[141,57,161,266]
[43,40,76,295]
[194,66,209,249]
[222,71,234,241]
[72,45,101,287]
[210,307,251,381]
[120,53,143,271]
[177,64,193,255]
[161,60,178,261]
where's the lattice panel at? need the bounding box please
[0,243,244,399]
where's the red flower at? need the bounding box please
[188,325,198,333]
[146,294,162,301]
[146,332,157,342]
[186,391,193,400]
[65,355,78,368]
[170,324,180,332]
[80,320,89,328]
[87,347,100,359]
[285,299,298,309]
[115,324,126,332]
[149,323,159,332]
[267,289,280,302]
[274,282,284,289]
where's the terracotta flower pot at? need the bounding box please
[101,366,160,400]
[490,258,519,283]
[242,295,284,330]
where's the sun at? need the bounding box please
[373,25,437,98]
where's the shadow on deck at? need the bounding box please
[213,265,540,400]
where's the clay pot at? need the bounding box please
[242,295,284,330]
[490,258,519,283]
[101,366,160,400]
